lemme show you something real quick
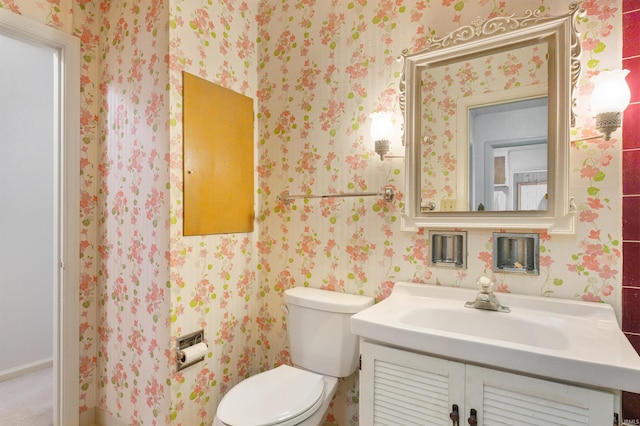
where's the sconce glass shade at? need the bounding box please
[590,69,631,141]
[370,111,394,160]
[590,69,631,115]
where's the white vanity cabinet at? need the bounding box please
[359,341,616,426]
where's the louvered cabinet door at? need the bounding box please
[465,365,615,426]
[359,341,466,425]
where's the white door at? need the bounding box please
[360,341,466,425]
[465,364,614,426]
[0,10,80,426]
[518,182,547,210]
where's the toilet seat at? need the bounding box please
[216,364,325,426]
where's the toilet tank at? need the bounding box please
[284,286,374,378]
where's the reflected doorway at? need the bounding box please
[468,96,548,211]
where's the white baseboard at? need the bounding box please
[0,357,52,383]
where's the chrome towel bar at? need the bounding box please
[277,187,395,205]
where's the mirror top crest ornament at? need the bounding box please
[400,2,583,234]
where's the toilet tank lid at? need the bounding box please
[284,287,374,313]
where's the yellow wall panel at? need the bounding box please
[183,72,254,235]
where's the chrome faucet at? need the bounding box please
[465,276,510,313]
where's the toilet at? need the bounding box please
[214,286,374,426]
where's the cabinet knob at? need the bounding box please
[449,404,459,425]
[468,408,478,425]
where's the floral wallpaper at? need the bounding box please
[0,0,626,425]
[72,0,101,415]
[95,0,171,423]
[166,1,263,424]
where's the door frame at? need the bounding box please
[0,9,80,425]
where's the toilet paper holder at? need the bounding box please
[177,329,207,371]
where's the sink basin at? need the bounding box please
[400,306,570,350]
[351,282,640,393]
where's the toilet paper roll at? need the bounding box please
[178,342,208,365]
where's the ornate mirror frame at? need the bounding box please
[401,3,582,234]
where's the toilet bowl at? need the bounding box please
[213,286,374,426]
[213,365,338,426]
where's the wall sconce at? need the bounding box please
[370,111,394,160]
[590,69,631,141]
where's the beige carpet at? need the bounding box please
[0,367,52,425]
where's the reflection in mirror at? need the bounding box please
[469,97,548,212]
[419,40,549,213]
[401,2,582,233]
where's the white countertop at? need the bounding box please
[351,282,640,393]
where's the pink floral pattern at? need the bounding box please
[1,0,624,425]
[95,0,171,423]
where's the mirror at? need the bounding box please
[401,3,582,233]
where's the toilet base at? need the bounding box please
[213,375,338,426]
